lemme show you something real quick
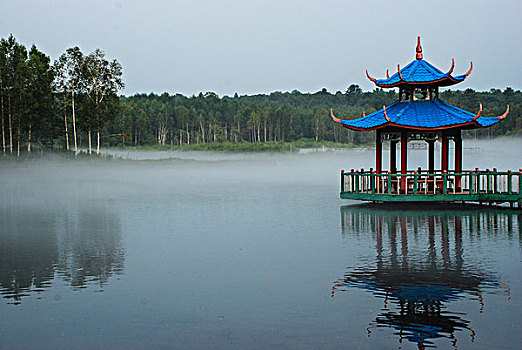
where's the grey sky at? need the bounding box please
[3,0,521,96]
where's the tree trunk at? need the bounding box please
[72,88,77,154]
[88,129,92,154]
[264,119,267,142]
[96,130,100,154]
[1,78,5,154]
[8,93,12,154]
[63,91,69,151]
[17,120,20,157]
[200,120,205,143]
[314,117,319,142]
[158,123,167,145]
[27,123,31,152]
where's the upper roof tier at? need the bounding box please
[331,100,509,131]
[366,37,473,88]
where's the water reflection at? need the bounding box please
[0,191,124,304]
[334,205,519,349]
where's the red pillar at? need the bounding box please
[376,130,382,174]
[390,140,397,174]
[427,140,435,174]
[400,130,408,192]
[455,131,462,190]
[427,139,435,191]
[441,132,449,173]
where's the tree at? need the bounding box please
[55,47,83,154]
[346,84,362,104]
[52,53,70,150]
[82,49,124,154]
[26,45,55,152]
[0,35,29,156]
[174,105,189,145]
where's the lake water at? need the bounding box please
[1,138,521,349]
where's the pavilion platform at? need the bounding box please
[340,169,522,207]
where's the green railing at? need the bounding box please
[340,168,522,205]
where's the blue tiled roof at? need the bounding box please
[375,59,466,87]
[339,100,501,130]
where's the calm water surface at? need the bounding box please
[1,139,521,349]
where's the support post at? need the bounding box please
[355,171,359,193]
[413,171,418,195]
[387,172,392,195]
[340,169,345,193]
[441,132,449,173]
[390,140,397,174]
[443,170,448,195]
[376,130,382,174]
[427,139,435,191]
[371,171,375,194]
[486,169,491,193]
[518,170,522,196]
[455,131,462,191]
[507,170,512,194]
[400,130,408,193]
[469,171,474,195]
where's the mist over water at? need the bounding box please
[1,138,521,349]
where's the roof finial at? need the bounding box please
[330,108,342,123]
[416,36,423,60]
[365,70,377,83]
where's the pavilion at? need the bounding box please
[331,37,519,206]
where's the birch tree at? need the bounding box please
[82,49,124,154]
[0,43,6,154]
[52,55,70,150]
[56,47,83,154]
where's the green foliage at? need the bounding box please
[441,88,522,137]
[110,87,521,149]
[0,33,521,159]
[110,88,396,148]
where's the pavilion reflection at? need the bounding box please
[334,204,518,349]
[0,189,124,304]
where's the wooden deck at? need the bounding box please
[340,169,522,207]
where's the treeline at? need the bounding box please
[1,34,521,157]
[108,86,397,147]
[440,88,521,137]
[108,86,521,147]
[0,34,123,157]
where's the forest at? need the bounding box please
[1,34,521,157]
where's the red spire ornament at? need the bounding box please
[416,36,423,60]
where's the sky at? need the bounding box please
[2,0,521,96]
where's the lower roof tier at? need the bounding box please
[331,100,508,131]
